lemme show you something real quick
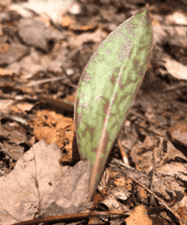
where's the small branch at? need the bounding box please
[12,210,127,225]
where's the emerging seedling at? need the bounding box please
[74,5,153,201]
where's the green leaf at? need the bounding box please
[74,5,153,201]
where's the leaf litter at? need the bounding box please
[1,0,187,224]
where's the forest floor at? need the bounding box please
[0,0,187,224]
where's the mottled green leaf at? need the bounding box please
[74,5,153,201]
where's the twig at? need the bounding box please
[25,76,77,89]
[60,65,76,85]
[12,210,127,225]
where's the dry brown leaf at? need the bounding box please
[125,205,153,225]
[168,119,187,148]
[163,56,187,80]
[68,28,107,48]
[0,140,90,225]
[30,110,74,146]
[130,135,187,201]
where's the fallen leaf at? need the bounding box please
[0,140,90,225]
[125,205,153,225]
[168,120,187,148]
[9,0,74,24]
[163,57,187,80]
